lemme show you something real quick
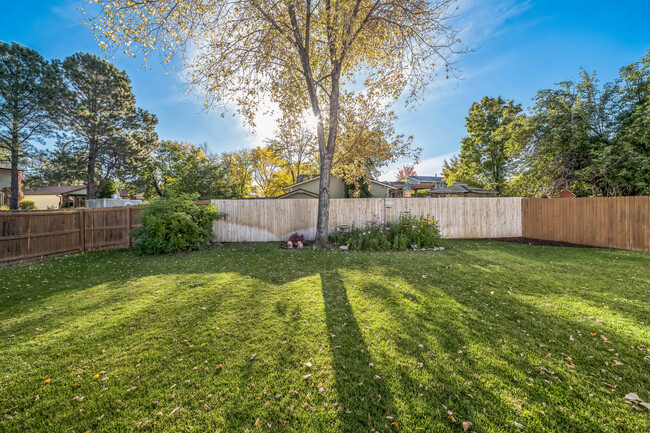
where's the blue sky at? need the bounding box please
[1,0,649,180]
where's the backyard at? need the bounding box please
[1,241,649,432]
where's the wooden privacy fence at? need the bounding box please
[1,197,648,266]
[211,197,523,242]
[0,206,142,266]
[522,197,649,251]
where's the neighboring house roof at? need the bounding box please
[407,175,443,183]
[277,188,319,199]
[283,175,397,191]
[0,163,26,171]
[24,185,87,195]
[430,182,497,195]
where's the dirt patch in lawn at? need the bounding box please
[484,237,602,248]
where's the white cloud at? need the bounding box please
[378,153,454,182]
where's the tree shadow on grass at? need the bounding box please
[320,270,397,433]
[353,253,649,432]
[2,243,648,432]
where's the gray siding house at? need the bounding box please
[279,175,395,199]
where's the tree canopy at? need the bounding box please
[57,52,158,199]
[443,96,522,194]
[445,49,650,197]
[140,140,229,200]
[85,0,462,244]
[0,41,60,209]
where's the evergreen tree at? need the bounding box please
[0,42,61,209]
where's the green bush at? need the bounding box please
[133,194,227,254]
[19,199,37,210]
[99,179,119,198]
[0,205,9,211]
[329,214,442,251]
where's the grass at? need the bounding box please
[0,241,649,433]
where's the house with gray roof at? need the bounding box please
[429,182,497,197]
[23,185,87,209]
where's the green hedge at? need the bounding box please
[133,194,227,254]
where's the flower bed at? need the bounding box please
[329,215,443,251]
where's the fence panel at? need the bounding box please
[212,197,523,242]
[2,197,647,265]
[0,206,142,265]
[521,197,649,251]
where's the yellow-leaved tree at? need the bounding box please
[85,0,462,246]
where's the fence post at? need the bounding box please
[27,214,32,256]
[126,205,132,247]
[79,209,86,252]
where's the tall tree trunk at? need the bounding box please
[86,152,97,200]
[315,154,333,246]
[314,69,341,247]
[9,141,20,211]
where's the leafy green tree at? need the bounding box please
[444,96,523,194]
[522,61,649,197]
[618,48,650,158]
[140,140,229,200]
[58,53,158,199]
[98,178,119,198]
[0,42,61,209]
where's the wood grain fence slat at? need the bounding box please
[212,197,524,242]
[0,206,142,266]
[2,197,648,266]
[521,197,649,251]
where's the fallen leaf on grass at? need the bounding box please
[169,406,180,416]
[624,392,650,411]
[462,421,473,431]
[43,378,51,384]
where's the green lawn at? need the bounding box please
[1,241,649,432]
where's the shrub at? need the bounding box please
[329,214,442,251]
[0,205,9,211]
[99,179,119,198]
[132,194,227,254]
[19,199,37,210]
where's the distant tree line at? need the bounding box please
[444,48,650,197]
